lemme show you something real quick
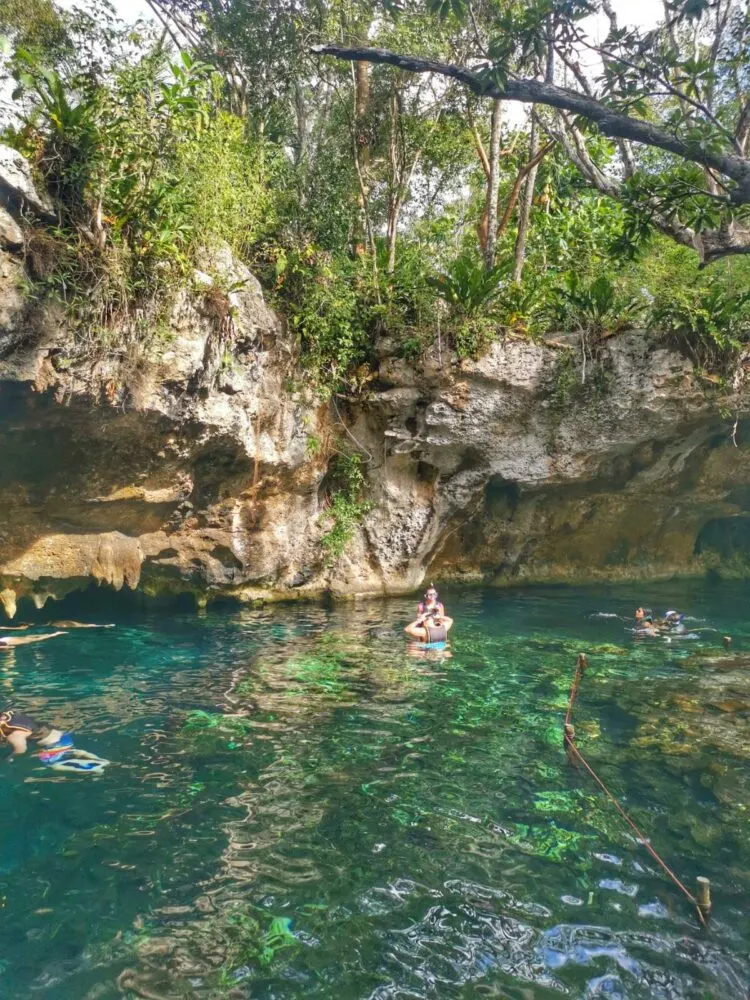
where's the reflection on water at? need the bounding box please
[0,581,749,999]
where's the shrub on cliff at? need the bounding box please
[4,37,278,342]
[649,285,750,372]
[320,454,372,563]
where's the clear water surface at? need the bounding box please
[1,581,749,1000]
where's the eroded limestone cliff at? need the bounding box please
[1,152,749,616]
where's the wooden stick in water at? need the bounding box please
[696,876,711,919]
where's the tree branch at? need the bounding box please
[549,112,698,251]
[311,43,750,200]
[466,99,491,179]
[496,139,555,237]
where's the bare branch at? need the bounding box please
[554,47,593,96]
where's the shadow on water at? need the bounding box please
[0,580,749,998]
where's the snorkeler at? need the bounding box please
[417,584,445,619]
[663,610,686,632]
[405,611,454,645]
[0,631,67,649]
[0,707,109,773]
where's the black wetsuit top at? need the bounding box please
[0,710,51,743]
[425,623,447,644]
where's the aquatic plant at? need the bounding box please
[182,710,253,736]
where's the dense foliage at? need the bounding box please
[1,0,749,391]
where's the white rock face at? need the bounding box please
[0,144,55,219]
[348,333,750,588]
[0,207,23,249]
[0,246,330,614]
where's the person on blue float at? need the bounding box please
[416,584,445,619]
[0,706,109,773]
[404,610,454,645]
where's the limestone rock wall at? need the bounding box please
[1,175,749,614]
[338,335,750,591]
[0,239,333,615]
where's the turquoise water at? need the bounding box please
[1,581,749,999]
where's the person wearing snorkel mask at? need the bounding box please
[663,610,686,633]
[417,585,445,619]
[0,707,109,773]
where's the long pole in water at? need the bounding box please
[563,652,709,929]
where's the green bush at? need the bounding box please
[320,454,372,563]
[429,253,508,314]
[428,254,507,358]
[6,46,276,342]
[267,242,374,396]
[178,111,281,262]
[547,273,646,337]
[648,284,750,371]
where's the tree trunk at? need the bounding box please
[353,60,371,257]
[513,116,539,283]
[484,99,502,270]
[387,201,400,274]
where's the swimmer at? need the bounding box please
[0,631,67,649]
[405,612,454,645]
[416,584,445,619]
[49,621,115,629]
[0,707,109,773]
[663,610,686,632]
[632,613,661,637]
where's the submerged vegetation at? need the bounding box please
[1,0,750,392]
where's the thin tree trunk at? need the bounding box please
[513,116,539,283]
[496,140,554,238]
[353,60,371,257]
[348,61,380,299]
[386,87,442,274]
[294,80,309,212]
[484,98,502,269]
[466,99,491,179]
[387,202,401,274]
[386,90,400,274]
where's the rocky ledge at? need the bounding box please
[1,151,749,616]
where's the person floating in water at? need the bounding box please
[663,610,686,632]
[405,611,454,646]
[0,631,67,649]
[633,608,687,637]
[0,707,109,773]
[416,584,445,619]
[49,621,115,629]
